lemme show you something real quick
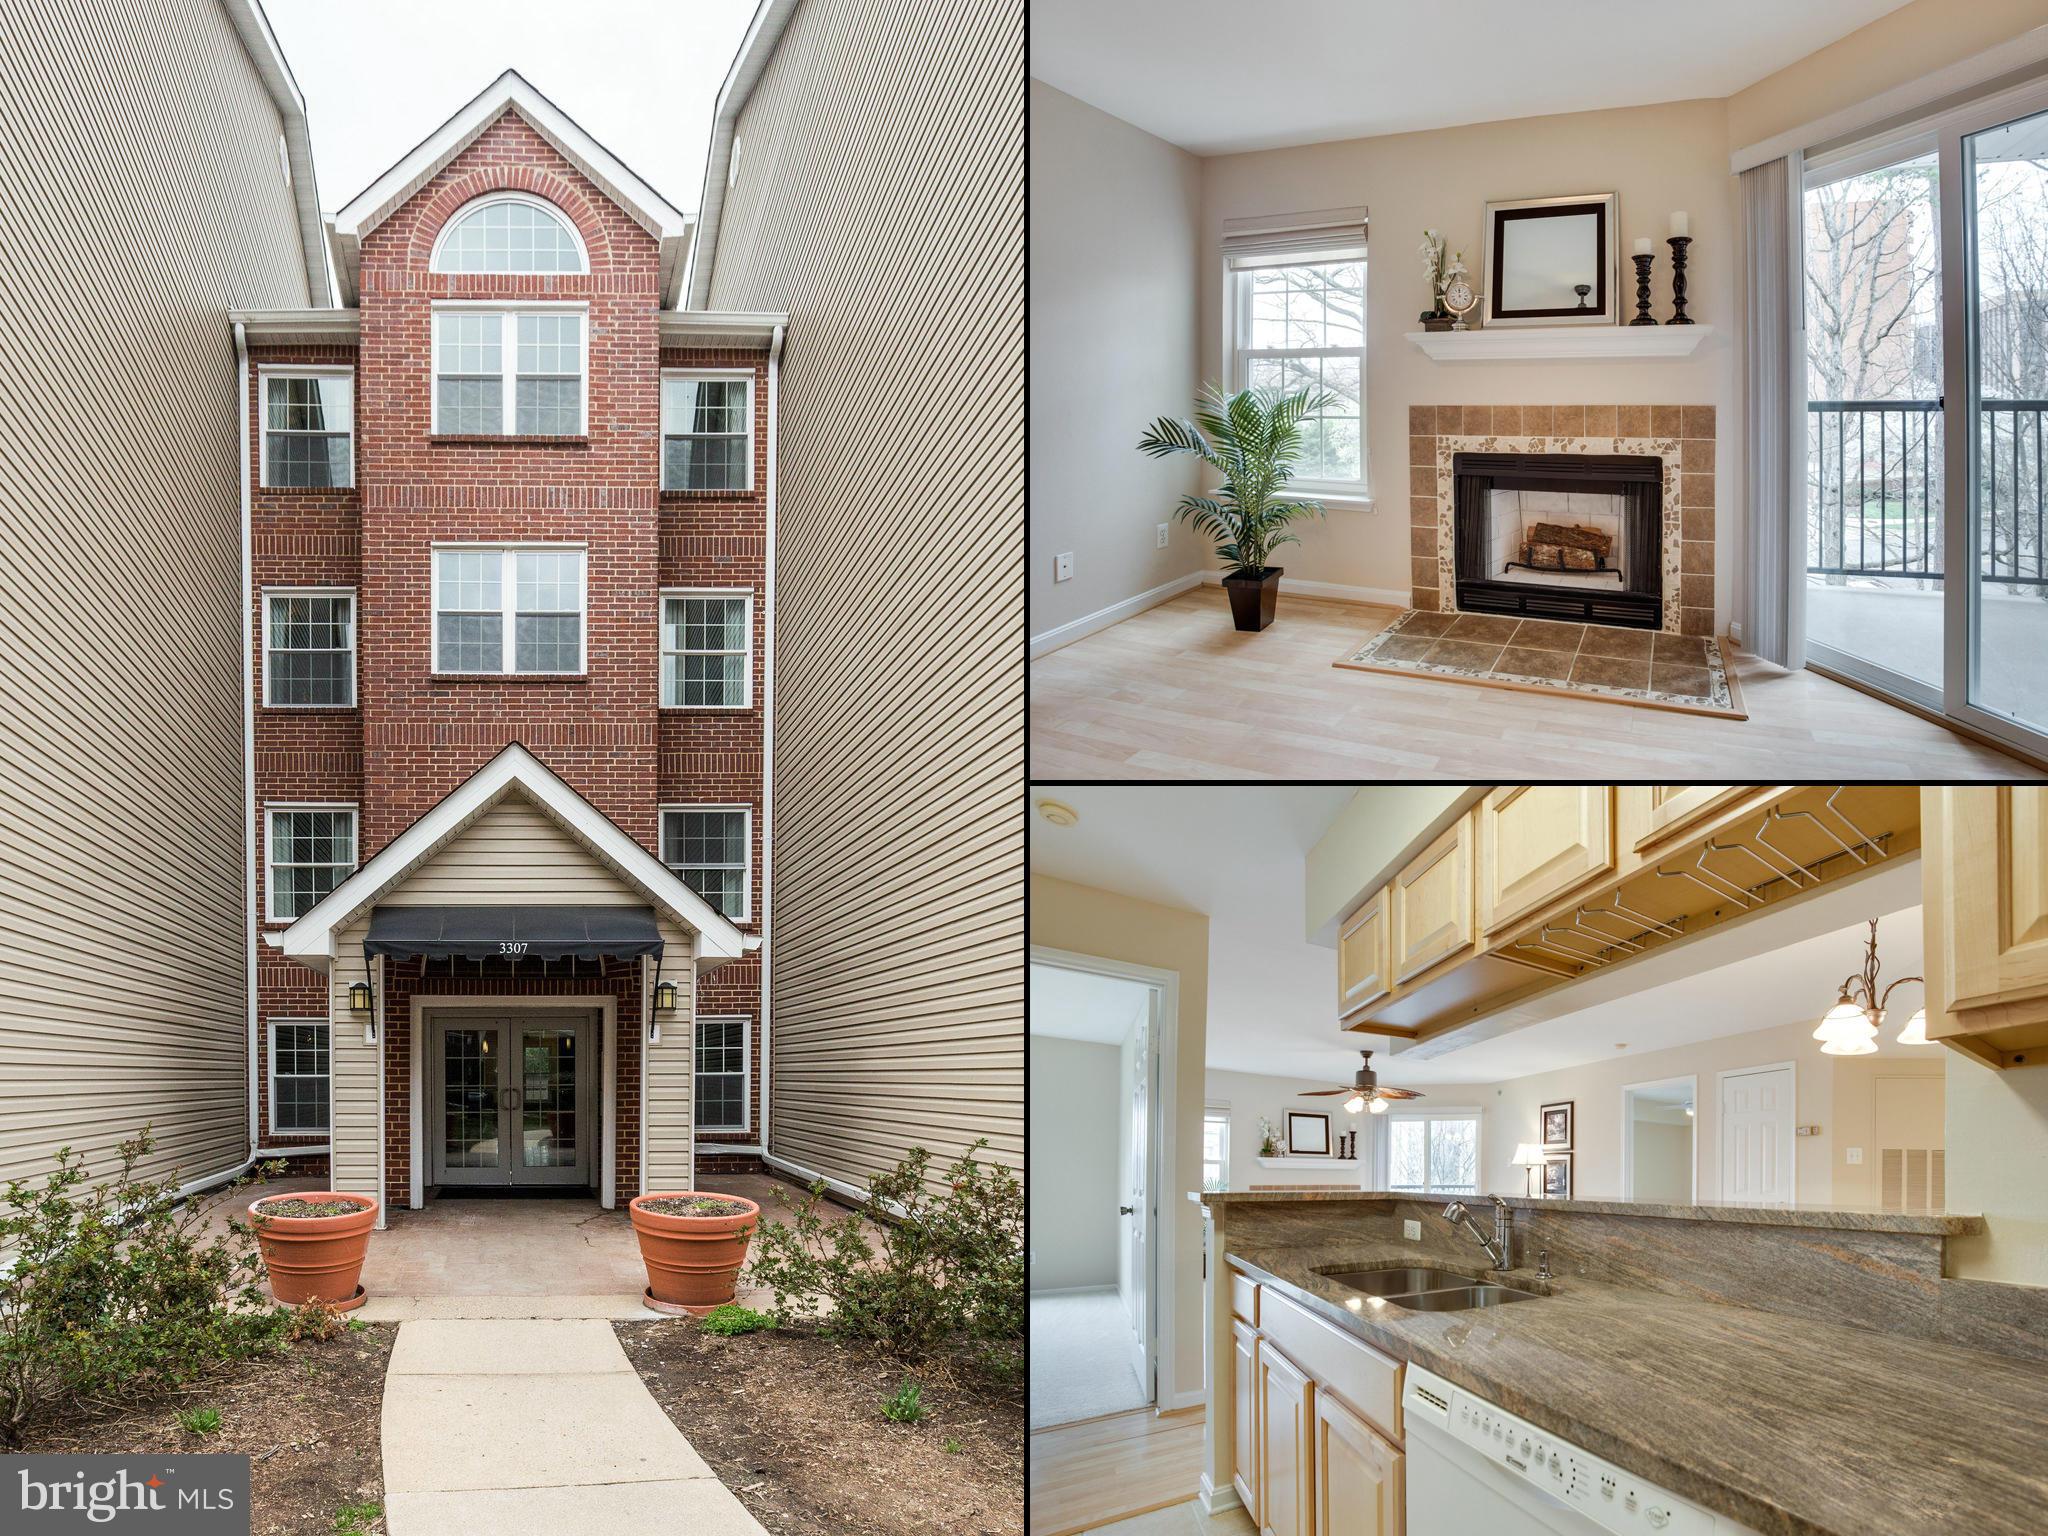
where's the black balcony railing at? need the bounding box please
[1806,398,2048,587]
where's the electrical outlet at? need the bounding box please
[1403,1219,1421,1241]
[1054,551,1074,582]
[1846,1147,1863,1166]
[1155,522,1170,548]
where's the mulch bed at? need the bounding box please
[616,1321,1023,1536]
[16,1324,396,1536]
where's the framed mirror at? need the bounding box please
[1482,193,1618,326]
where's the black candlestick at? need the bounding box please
[1629,254,1658,325]
[1667,236,1694,325]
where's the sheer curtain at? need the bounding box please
[1741,154,1808,668]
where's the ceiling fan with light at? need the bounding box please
[1299,1050,1425,1115]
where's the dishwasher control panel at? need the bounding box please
[1403,1365,1728,1536]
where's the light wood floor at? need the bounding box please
[1030,589,2034,779]
[1029,1406,1207,1536]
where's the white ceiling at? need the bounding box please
[1029,0,1916,155]
[1029,962,1150,1044]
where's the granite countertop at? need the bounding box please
[1196,1187,1985,1236]
[1231,1239,2048,1536]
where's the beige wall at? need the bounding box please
[1205,1067,1369,1189]
[1031,874,1209,1406]
[1831,1054,1944,1208]
[1030,79,1206,645]
[1630,1117,1694,1203]
[1199,99,1742,625]
[1029,1035,1123,1291]
[1946,1053,2048,1284]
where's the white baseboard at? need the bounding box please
[1028,1283,1119,1299]
[1199,1475,1242,1515]
[1198,571,1408,608]
[1029,571,1205,659]
[1163,1385,1207,1412]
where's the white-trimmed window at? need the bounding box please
[1203,1106,1231,1192]
[266,806,357,922]
[433,305,587,436]
[264,589,355,707]
[261,369,353,487]
[269,1019,330,1134]
[1384,1109,1481,1196]
[1227,228,1367,495]
[695,1014,750,1132]
[660,806,751,921]
[660,590,752,708]
[661,371,753,490]
[432,545,586,674]
[431,192,587,274]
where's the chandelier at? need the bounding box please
[1811,917,1926,1055]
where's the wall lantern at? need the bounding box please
[655,980,679,1013]
[348,981,372,1013]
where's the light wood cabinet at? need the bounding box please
[1258,1341,1314,1536]
[1233,1320,1260,1515]
[1389,814,1475,986]
[1625,785,1755,851]
[1926,786,2048,1067]
[1338,888,1391,1019]
[1477,785,1614,935]
[1314,1389,1404,1536]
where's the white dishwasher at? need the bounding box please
[1401,1366,1759,1536]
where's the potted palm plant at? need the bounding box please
[1137,384,1335,631]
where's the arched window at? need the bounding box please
[431,193,586,274]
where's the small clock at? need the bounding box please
[1444,276,1478,331]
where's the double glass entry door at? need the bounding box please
[432,1014,593,1188]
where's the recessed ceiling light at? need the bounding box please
[1615,1043,1628,1050]
[1036,798,1079,828]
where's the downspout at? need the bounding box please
[236,320,260,1168]
[759,323,781,1162]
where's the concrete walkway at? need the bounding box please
[381,1318,766,1535]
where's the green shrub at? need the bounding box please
[0,1131,291,1447]
[880,1378,924,1424]
[745,1140,1023,1364]
[333,1500,382,1534]
[176,1406,221,1435]
[696,1303,775,1336]
[942,1436,962,1454]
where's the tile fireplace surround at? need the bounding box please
[1409,404,1716,637]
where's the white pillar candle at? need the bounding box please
[1670,211,1690,238]
[1634,237,1652,256]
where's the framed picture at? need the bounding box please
[1481,192,1619,327]
[1285,1110,1331,1156]
[1544,1154,1574,1200]
[1541,1100,1574,1150]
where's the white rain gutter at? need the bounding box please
[236,320,260,1167]
[759,322,781,1159]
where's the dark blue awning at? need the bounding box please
[363,905,663,962]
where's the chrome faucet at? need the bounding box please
[1442,1194,1513,1271]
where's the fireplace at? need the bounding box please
[1452,451,1663,629]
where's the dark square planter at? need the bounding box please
[1222,567,1283,631]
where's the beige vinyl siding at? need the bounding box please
[643,955,697,1190]
[0,1,314,1192]
[381,796,643,906]
[328,923,380,1197]
[705,0,1023,1188]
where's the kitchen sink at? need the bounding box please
[1378,1284,1540,1311]
[1320,1267,1479,1297]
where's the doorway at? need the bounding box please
[1621,1075,1697,1203]
[428,1011,597,1190]
[1718,1061,1796,1205]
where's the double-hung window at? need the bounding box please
[264,589,355,706]
[262,370,353,487]
[695,1015,750,1132]
[661,371,753,490]
[432,546,586,674]
[1202,1106,1231,1192]
[1385,1110,1481,1196]
[269,1020,330,1134]
[433,306,587,436]
[266,806,356,922]
[660,591,752,707]
[1227,220,1367,495]
[660,806,751,921]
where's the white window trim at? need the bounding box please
[265,802,358,925]
[1202,1103,1231,1192]
[694,1013,752,1134]
[430,300,590,437]
[428,190,590,274]
[261,586,357,709]
[1379,1104,1484,1197]
[258,365,355,488]
[1227,251,1369,499]
[660,368,755,491]
[658,587,754,709]
[267,1018,331,1136]
[430,542,588,677]
[659,803,753,923]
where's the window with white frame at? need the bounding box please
[695,1014,750,1131]
[660,807,751,920]
[433,307,586,435]
[1385,1110,1480,1196]
[661,372,753,490]
[262,371,353,487]
[660,591,751,707]
[1203,1106,1231,1192]
[432,546,585,674]
[264,590,355,706]
[431,193,586,274]
[266,806,356,921]
[1228,241,1367,492]
[269,1019,330,1134]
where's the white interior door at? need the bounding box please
[1123,1002,1151,1395]
[1720,1063,1796,1204]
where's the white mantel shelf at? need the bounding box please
[1257,1155,1358,1169]
[1406,324,1713,361]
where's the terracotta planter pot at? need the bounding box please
[629,1191,761,1315]
[248,1192,378,1311]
